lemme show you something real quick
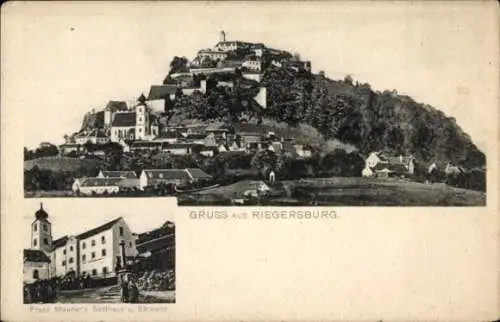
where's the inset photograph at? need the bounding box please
[23,199,175,304]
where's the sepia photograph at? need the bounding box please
[22,199,176,304]
[19,5,488,206]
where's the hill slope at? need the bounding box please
[24,156,101,172]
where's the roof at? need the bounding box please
[76,217,123,240]
[24,249,51,263]
[111,112,136,127]
[52,236,69,250]
[131,141,163,148]
[142,169,191,181]
[100,171,137,179]
[163,143,193,150]
[185,168,213,180]
[80,178,123,187]
[148,85,177,100]
[105,101,128,112]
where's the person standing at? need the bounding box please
[128,279,139,303]
[120,277,129,303]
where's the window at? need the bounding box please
[34,223,37,232]
[129,241,132,247]
[102,267,108,275]
[43,238,48,245]
[82,242,86,249]
[101,236,106,244]
[91,240,96,247]
[139,128,142,133]
[43,224,48,232]
[33,239,37,247]
[91,252,95,259]
[119,227,124,236]
[101,249,106,256]
[68,257,74,264]
[70,246,74,252]
[63,249,66,255]
[116,256,121,265]
[82,254,86,261]
[62,260,66,266]
[92,269,97,276]
[33,269,39,279]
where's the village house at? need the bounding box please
[130,141,164,152]
[162,143,192,155]
[139,168,213,190]
[74,129,110,145]
[72,177,122,195]
[294,144,313,158]
[362,152,415,178]
[59,143,84,156]
[50,217,137,279]
[24,205,137,282]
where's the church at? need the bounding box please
[105,94,160,142]
[23,204,138,283]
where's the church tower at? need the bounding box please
[220,30,226,42]
[31,203,53,254]
[135,93,149,140]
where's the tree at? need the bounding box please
[344,74,353,85]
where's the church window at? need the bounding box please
[68,257,74,264]
[62,260,66,266]
[139,128,142,133]
[101,236,106,244]
[82,254,86,261]
[33,269,39,279]
[33,239,37,247]
[34,223,37,231]
[101,249,106,256]
[70,246,74,252]
[63,249,66,255]
[43,224,48,232]
[138,117,142,122]
[119,227,124,236]
[82,242,86,249]
[92,269,97,276]
[43,238,48,245]
[91,252,96,259]
[129,241,132,247]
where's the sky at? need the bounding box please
[23,198,176,248]
[2,1,497,151]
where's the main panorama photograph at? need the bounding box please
[21,3,487,206]
[23,199,176,304]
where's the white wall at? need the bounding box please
[79,185,120,195]
[24,261,50,284]
[80,229,115,278]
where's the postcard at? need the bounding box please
[1,1,499,321]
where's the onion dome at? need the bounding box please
[35,203,49,221]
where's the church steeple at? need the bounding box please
[31,203,52,254]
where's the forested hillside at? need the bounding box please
[170,66,485,168]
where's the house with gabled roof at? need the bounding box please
[97,170,137,179]
[72,177,122,195]
[139,168,213,190]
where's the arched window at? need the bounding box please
[33,269,39,279]
[92,269,97,276]
[33,223,37,232]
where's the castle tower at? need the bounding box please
[220,30,226,42]
[135,94,149,140]
[31,203,53,254]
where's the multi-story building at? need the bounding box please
[23,204,138,283]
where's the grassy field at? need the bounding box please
[24,156,102,172]
[188,177,486,206]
